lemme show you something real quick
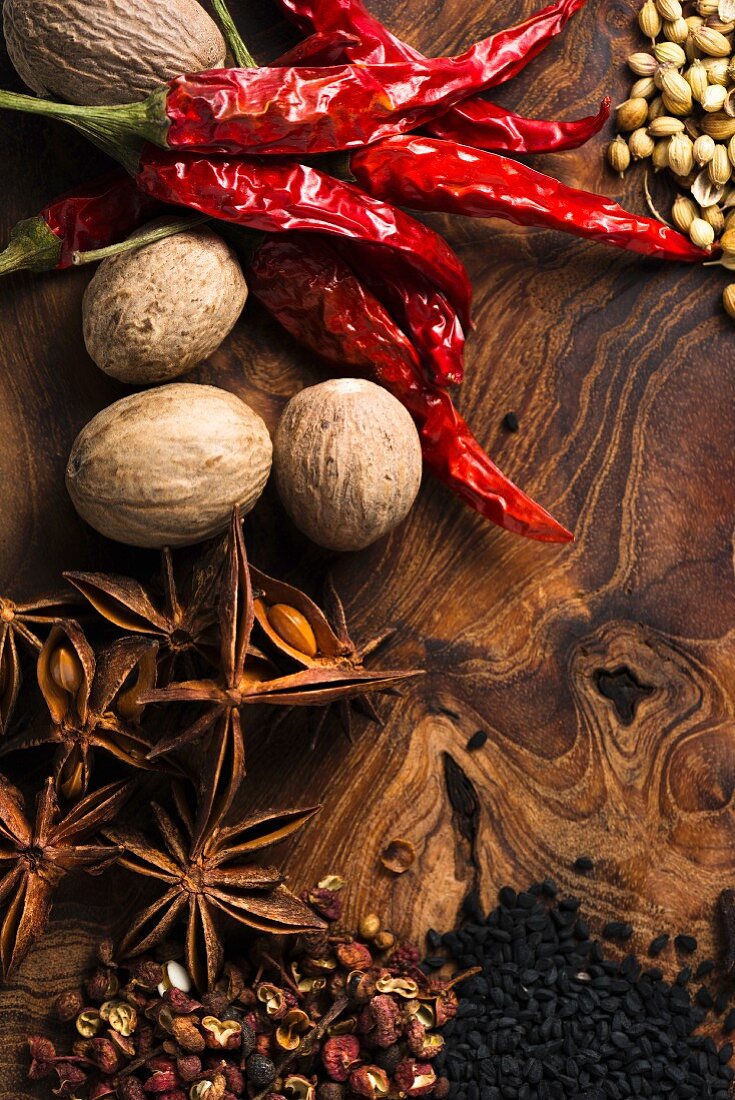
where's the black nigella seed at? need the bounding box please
[695,960,715,980]
[466,730,488,751]
[433,886,733,1099]
[602,921,633,941]
[675,934,698,954]
[503,411,519,432]
[573,856,594,873]
[648,933,670,957]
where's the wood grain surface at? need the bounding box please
[3,0,735,1092]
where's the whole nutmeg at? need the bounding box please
[274,379,422,552]
[2,0,225,105]
[82,221,248,385]
[66,383,272,548]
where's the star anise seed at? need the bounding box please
[0,591,79,735]
[1,621,165,800]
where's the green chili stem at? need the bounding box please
[0,218,62,276]
[0,89,169,161]
[210,0,259,67]
[72,215,211,265]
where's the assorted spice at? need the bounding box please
[0,1,733,1094]
[607,0,735,318]
[26,882,457,1100]
[0,508,420,976]
[0,0,724,546]
[22,874,735,1099]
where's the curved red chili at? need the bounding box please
[0,171,160,275]
[275,0,600,152]
[247,233,571,542]
[351,135,710,263]
[428,96,611,154]
[134,146,474,326]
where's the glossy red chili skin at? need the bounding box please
[337,242,466,386]
[427,96,611,154]
[351,135,710,263]
[134,146,473,326]
[42,171,160,267]
[247,233,572,542]
[164,0,593,161]
[275,0,595,152]
[270,29,360,66]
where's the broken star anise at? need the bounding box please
[0,590,78,735]
[104,783,325,992]
[0,774,131,979]
[1,620,163,801]
[64,543,222,684]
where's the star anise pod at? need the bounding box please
[251,566,420,741]
[142,513,419,849]
[0,591,78,735]
[64,544,222,684]
[0,774,131,979]
[104,784,324,991]
[1,620,163,800]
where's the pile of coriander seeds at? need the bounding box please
[607,0,735,321]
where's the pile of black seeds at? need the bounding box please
[432,882,735,1099]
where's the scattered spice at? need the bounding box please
[649,932,671,956]
[607,0,735,319]
[27,884,454,1100]
[573,855,594,873]
[139,511,419,846]
[434,882,735,1098]
[675,932,699,953]
[0,590,78,734]
[380,839,416,874]
[465,730,488,751]
[502,412,520,433]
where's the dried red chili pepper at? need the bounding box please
[276,0,603,152]
[246,233,571,542]
[132,146,474,327]
[270,29,361,66]
[0,12,599,160]
[0,171,160,276]
[426,97,611,154]
[351,135,710,262]
[336,243,466,386]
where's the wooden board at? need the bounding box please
[3,0,735,1092]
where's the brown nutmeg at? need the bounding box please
[274,379,422,552]
[2,0,225,105]
[83,221,248,385]
[66,384,272,548]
